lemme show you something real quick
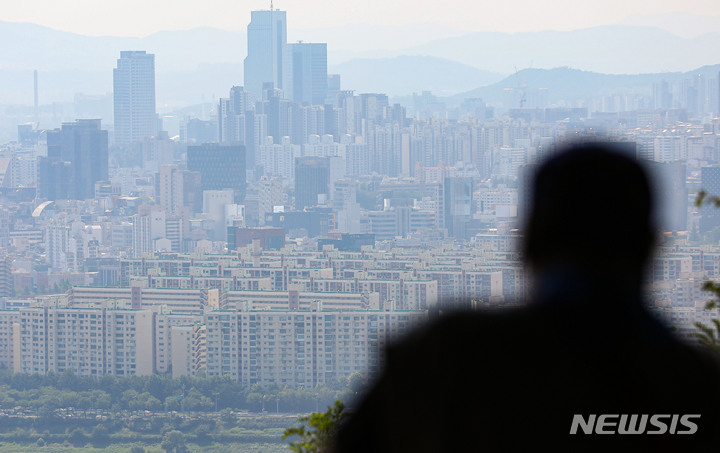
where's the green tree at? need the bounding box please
[161,430,187,453]
[165,395,181,411]
[195,423,212,443]
[68,427,87,446]
[346,372,365,394]
[282,400,348,453]
[246,392,264,411]
[91,424,110,444]
[145,394,163,411]
[692,283,720,350]
[220,408,235,427]
[694,192,720,349]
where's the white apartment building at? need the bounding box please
[68,286,207,314]
[155,312,204,374]
[0,311,19,369]
[15,307,153,376]
[170,323,206,378]
[225,288,380,311]
[204,303,427,387]
[290,277,438,310]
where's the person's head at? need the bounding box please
[523,142,655,282]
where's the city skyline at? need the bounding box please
[0,3,719,383]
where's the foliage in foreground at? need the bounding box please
[694,191,720,350]
[0,441,290,452]
[693,282,720,350]
[283,400,349,453]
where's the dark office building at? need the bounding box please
[265,210,332,238]
[318,233,375,251]
[38,119,108,200]
[17,124,44,147]
[228,227,286,251]
[443,177,474,240]
[645,160,687,232]
[38,160,72,200]
[700,165,720,233]
[0,256,13,297]
[184,118,218,144]
[295,156,330,210]
[187,143,246,203]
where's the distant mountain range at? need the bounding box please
[329,56,504,96]
[443,65,720,106]
[1,20,720,105]
[0,21,246,72]
[395,26,720,74]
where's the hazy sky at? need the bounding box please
[3,0,720,36]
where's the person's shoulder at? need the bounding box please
[428,305,543,332]
[658,334,720,386]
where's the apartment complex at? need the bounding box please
[205,302,426,387]
[2,242,518,384]
[3,301,424,386]
[14,307,153,376]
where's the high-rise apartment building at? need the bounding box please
[15,307,154,376]
[113,51,157,145]
[158,164,202,216]
[218,85,267,169]
[204,304,427,387]
[283,42,328,106]
[218,86,251,143]
[244,9,287,100]
[132,208,166,258]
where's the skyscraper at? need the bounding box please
[700,165,720,233]
[244,9,287,100]
[443,176,474,239]
[38,119,109,200]
[187,143,246,203]
[113,51,157,145]
[283,42,328,106]
[645,160,687,232]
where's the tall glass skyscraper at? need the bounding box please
[113,51,157,145]
[283,42,328,106]
[244,9,287,100]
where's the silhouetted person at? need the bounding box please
[333,143,720,452]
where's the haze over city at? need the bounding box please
[3,0,720,36]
